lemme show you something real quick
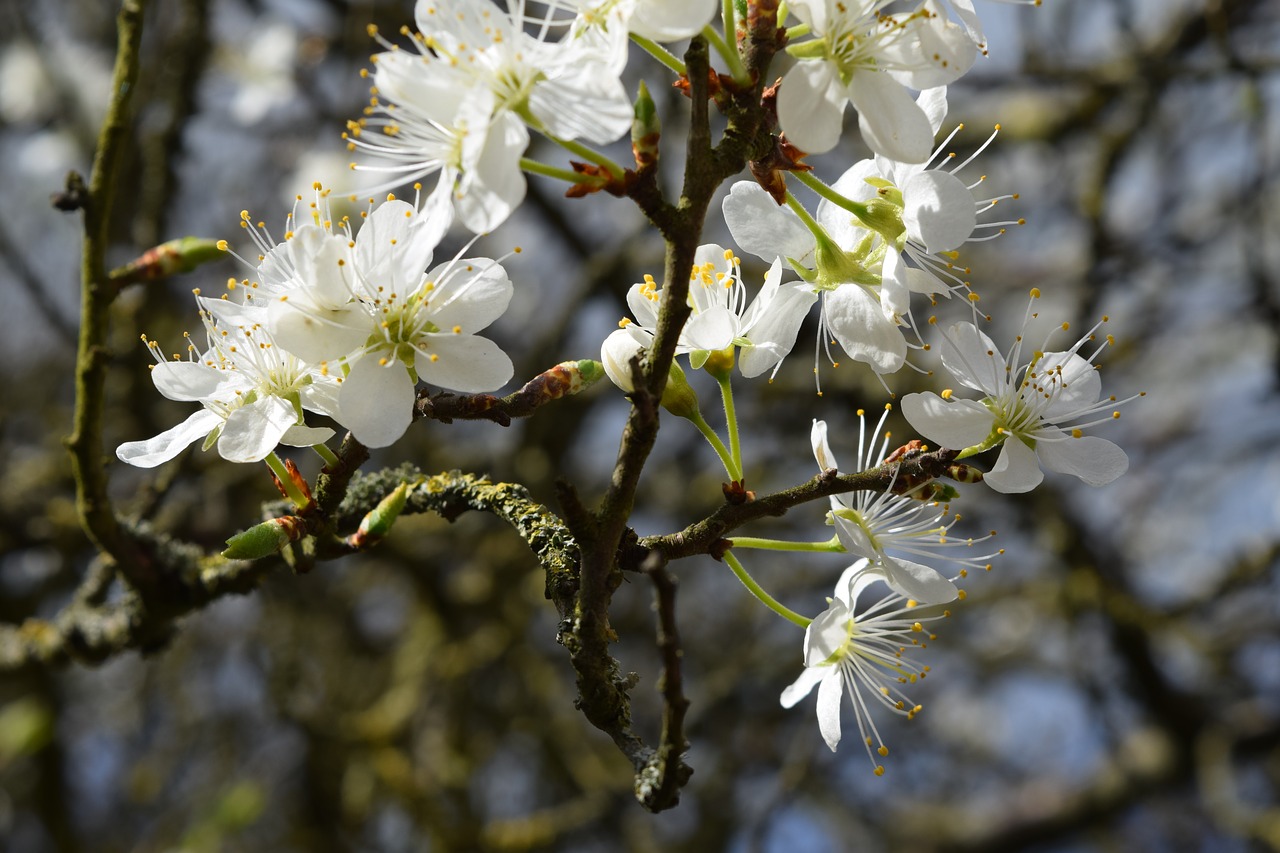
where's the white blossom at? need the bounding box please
[781,560,946,773]
[778,0,976,161]
[813,412,996,604]
[901,293,1138,493]
[116,298,338,468]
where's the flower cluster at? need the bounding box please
[118,187,515,461]
[344,0,717,233]
[117,0,1132,782]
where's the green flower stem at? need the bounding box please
[520,157,602,186]
[630,32,685,76]
[791,170,874,223]
[957,428,1008,460]
[265,452,310,510]
[717,374,743,476]
[689,410,742,482]
[727,535,843,553]
[312,443,340,468]
[723,551,811,627]
[783,189,824,234]
[704,22,748,86]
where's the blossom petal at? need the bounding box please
[847,71,934,164]
[116,409,222,468]
[268,297,369,365]
[903,170,976,253]
[424,258,513,333]
[815,669,844,751]
[900,392,993,449]
[629,0,718,41]
[985,437,1043,493]
[811,419,839,471]
[1037,432,1129,487]
[683,306,738,352]
[918,86,949,136]
[280,424,335,447]
[780,666,826,709]
[601,328,648,392]
[738,283,818,378]
[722,182,816,265]
[777,62,845,155]
[354,200,443,298]
[415,334,513,394]
[337,357,415,448]
[287,224,353,306]
[1037,351,1103,419]
[940,321,1004,395]
[218,396,297,463]
[150,361,227,403]
[824,286,907,374]
[455,113,529,234]
[880,556,958,604]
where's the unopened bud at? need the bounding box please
[222,516,306,560]
[347,481,410,549]
[109,237,225,286]
[632,80,660,170]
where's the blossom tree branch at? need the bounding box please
[64,0,149,582]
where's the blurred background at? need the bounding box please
[2,0,1279,850]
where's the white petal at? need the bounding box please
[683,307,738,352]
[824,286,907,374]
[815,669,844,751]
[455,113,529,234]
[287,225,354,306]
[918,87,949,136]
[899,7,977,89]
[940,321,1005,395]
[268,297,369,365]
[880,557,958,604]
[337,356,416,448]
[601,328,649,392]
[738,283,818,378]
[777,62,845,155]
[1037,351,1103,419]
[780,666,826,709]
[848,71,935,164]
[1036,432,1129,487]
[529,65,631,144]
[116,409,222,468]
[904,170,976,253]
[900,392,993,449]
[629,0,718,41]
[722,181,816,265]
[833,513,877,561]
[217,396,298,463]
[280,424,335,447]
[354,199,443,297]
[880,250,912,318]
[424,258,513,333]
[415,334,513,393]
[150,361,226,402]
[984,438,1044,494]
[812,419,839,471]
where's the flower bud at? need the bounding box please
[222,516,305,561]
